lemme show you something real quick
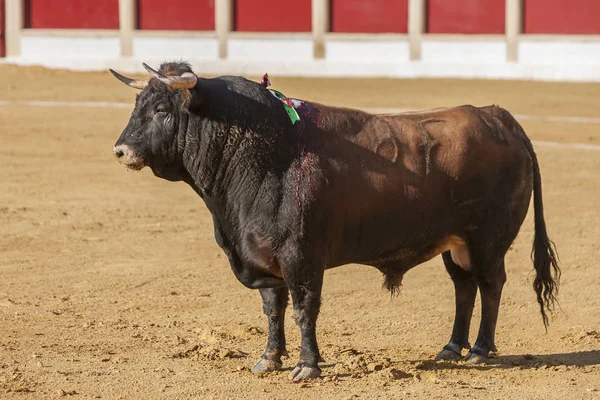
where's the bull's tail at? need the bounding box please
[511,115,561,329]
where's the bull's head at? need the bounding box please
[110,63,198,180]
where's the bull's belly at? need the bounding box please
[330,234,472,272]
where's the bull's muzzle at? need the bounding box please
[113,144,145,171]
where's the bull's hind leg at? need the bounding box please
[436,251,478,361]
[466,256,506,364]
[252,287,289,373]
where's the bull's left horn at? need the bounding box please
[109,69,148,90]
[142,63,198,90]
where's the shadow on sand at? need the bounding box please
[412,350,600,372]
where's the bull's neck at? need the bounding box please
[182,107,294,215]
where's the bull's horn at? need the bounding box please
[142,62,165,79]
[109,69,148,90]
[161,72,198,89]
[142,63,198,90]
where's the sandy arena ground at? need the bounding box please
[0,65,599,399]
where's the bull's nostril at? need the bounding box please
[114,147,124,159]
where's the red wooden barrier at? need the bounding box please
[137,0,215,31]
[24,0,119,29]
[0,0,5,57]
[331,0,408,33]
[427,0,505,34]
[235,0,311,32]
[524,0,600,34]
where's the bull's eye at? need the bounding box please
[153,107,171,125]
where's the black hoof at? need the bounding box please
[435,349,462,361]
[289,362,321,382]
[435,343,463,361]
[251,357,282,373]
[465,349,489,364]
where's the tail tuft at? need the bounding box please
[513,117,561,329]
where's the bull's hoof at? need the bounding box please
[465,350,489,364]
[251,357,282,373]
[290,363,321,382]
[435,348,462,361]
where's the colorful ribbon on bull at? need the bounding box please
[260,73,301,125]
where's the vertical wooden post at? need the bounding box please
[408,0,425,61]
[5,0,23,57]
[119,0,135,57]
[312,0,328,59]
[216,0,232,59]
[506,0,522,62]
[0,0,5,57]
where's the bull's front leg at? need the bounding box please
[251,287,289,373]
[284,260,324,382]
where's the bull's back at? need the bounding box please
[317,104,529,200]
[385,104,531,179]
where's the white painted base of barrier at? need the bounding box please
[4,37,600,82]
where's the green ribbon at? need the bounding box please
[269,89,301,125]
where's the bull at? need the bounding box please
[110,62,560,381]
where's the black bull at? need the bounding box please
[110,62,560,381]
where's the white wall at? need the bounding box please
[133,37,219,60]
[20,36,121,60]
[6,35,600,82]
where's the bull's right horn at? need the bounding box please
[109,69,149,90]
[142,62,165,79]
